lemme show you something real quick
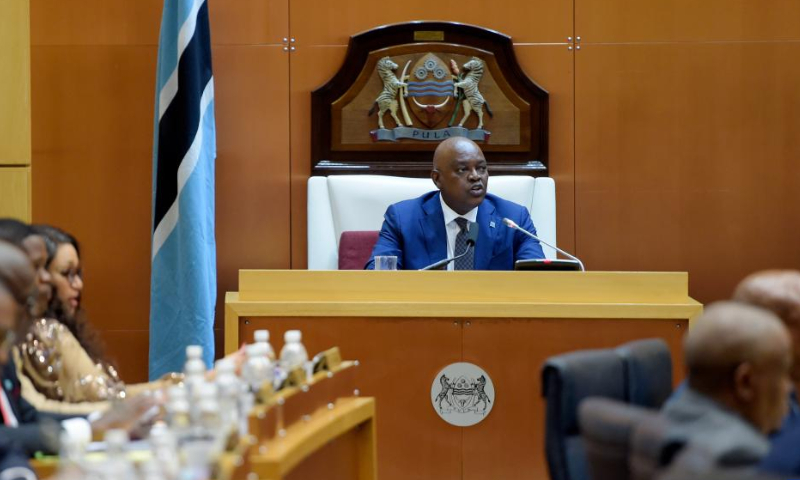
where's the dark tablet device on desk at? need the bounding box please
[514,259,582,271]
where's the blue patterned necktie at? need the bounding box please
[454,217,474,270]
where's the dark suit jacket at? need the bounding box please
[0,360,73,456]
[365,191,545,270]
[759,392,800,475]
[662,388,770,470]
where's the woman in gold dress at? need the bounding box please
[15,225,177,414]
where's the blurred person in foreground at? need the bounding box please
[662,301,792,472]
[0,240,38,478]
[732,271,800,476]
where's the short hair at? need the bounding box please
[0,218,35,248]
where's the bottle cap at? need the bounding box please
[254,330,270,342]
[186,345,203,359]
[285,330,302,343]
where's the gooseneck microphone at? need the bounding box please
[502,218,586,272]
[419,222,480,271]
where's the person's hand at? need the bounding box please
[90,391,162,440]
[205,344,247,380]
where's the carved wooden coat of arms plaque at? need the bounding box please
[312,22,549,176]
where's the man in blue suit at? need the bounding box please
[365,137,544,270]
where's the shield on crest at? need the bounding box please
[406,53,455,128]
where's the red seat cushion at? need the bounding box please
[338,231,380,270]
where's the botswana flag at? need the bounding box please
[149,0,216,379]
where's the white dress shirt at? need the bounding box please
[439,195,478,271]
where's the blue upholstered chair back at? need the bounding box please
[542,340,674,480]
[542,349,627,480]
[616,339,673,409]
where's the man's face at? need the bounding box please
[432,142,488,215]
[0,290,17,365]
[21,234,52,317]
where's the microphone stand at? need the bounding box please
[419,242,475,271]
[502,218,586,272]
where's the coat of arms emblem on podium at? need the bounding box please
[431,362,495,427]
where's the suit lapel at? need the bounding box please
[474,198,498,270]
[421,193,448,265]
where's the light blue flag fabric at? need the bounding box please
[149,0,216,379]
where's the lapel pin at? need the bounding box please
[490,221,496,228]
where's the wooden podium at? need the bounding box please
[225,271,701,480]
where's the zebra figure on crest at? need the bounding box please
[368,56,407,130]
[453,57,494,130]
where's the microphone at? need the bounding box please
[502,218,586,272]
[419,222,480,271]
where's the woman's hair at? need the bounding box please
[31,224,80,269]
[31,224,108,364]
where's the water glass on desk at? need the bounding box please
[375,256,398,270]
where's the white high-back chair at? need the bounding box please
[307,175,557,269]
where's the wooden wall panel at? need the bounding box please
[289,46,347,268]
[0,0,30,166]
[289,0,572,45]
[208,0,288,46]
[31,1,293,381]
[30,0,161,46]
[0,168,31,221]
[517,46,575,252]
[576,0,800,43]
[214,45,292,321]
[31,45,157,335]
[574,43,800,303]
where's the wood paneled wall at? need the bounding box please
[30,0,800,384]
[0,0,31,221]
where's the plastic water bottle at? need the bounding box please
[279,330,309,371]
[103,429,136,480]
[242,344,273,393]
[166,385,191,438]
[214,358,241,432]
[198,382,221,434]
[184,345,206,374]
[254,329,276,361]
[184,345,207,403]
[149,423,179,480]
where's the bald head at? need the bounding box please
[431,137,488,215]
[432,137,482,170]
[686,301,791,433]
[733,270,800,325]
[733,270,800,389]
